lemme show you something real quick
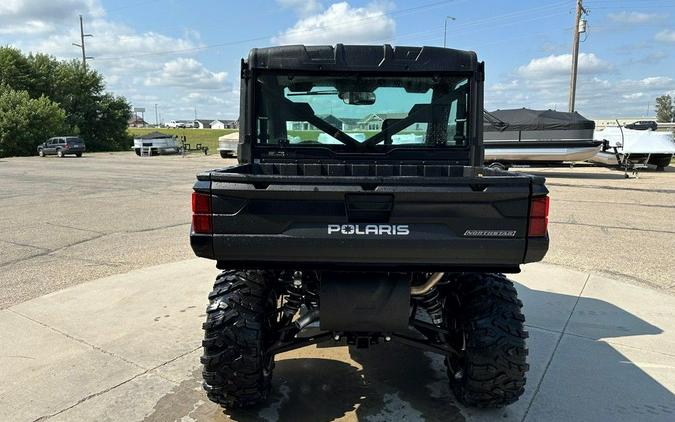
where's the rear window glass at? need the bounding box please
[66,138,83,144]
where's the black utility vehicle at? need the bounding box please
[37,137,85,157]
[625,120,658,131]
[190,45,550,409]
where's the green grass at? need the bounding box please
[287,130,381,141]
[127,128,237,151]
[127,128,425,150]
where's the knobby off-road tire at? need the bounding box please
[201,270,277,409]
[444,273,528,408]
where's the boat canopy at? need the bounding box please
[484,108,595,132]
[134,131,174,140]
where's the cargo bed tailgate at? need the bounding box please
[191,172,547,271]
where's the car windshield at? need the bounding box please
[255,73,470,151]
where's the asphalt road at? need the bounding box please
[0,154,673,308]
[527,164,675,291]
[0,152,233,308]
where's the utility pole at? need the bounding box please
[443,16,456,48]
[155,104,159,127]
[72,15,93,70]
[568,0,587,112]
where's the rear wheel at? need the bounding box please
[75,152,83,158]
[443,273,528,408]
[56,149,64,158]
[201,270,277,409]
[649,155,671,171]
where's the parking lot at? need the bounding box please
[1,154,673,309]
[1,153,674,421]
[0,152,226,308]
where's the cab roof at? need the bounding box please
[247,44,478,73]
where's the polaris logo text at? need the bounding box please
[327,224,410,236]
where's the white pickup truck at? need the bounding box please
[166,120,188,128]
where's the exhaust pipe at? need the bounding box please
[411,272,444,295]
[294,309,320,330]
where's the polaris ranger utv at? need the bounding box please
[190,44,549,409]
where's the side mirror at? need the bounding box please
[339,91,376,105]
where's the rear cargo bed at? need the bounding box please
[191,164,548,272]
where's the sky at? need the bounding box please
[1,0,674,122]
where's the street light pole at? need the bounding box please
[444,16,456,48]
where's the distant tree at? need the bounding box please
[92,94,133,151]
[0,48,32,93]
[0,47,132,154]
[0,85,66,157]
[655,95,673,123]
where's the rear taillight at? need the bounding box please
[191,192,212,234]
[528,196,549,237]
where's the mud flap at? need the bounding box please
[319,272,410,332]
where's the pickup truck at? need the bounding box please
[166,120,187,128]
[190,44,550,410]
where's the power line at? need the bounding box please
[72,15,94,70]
[94,0,461,61]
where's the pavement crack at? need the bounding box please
[29,346,201,421]
[521,273,591,422]
[0,233,109,269]
[0,239,51,253]
[46,222,107,236]
[149,345,202,384]
[31,369,150,422]
[8,309,145,370]
[554,198,675,210]
[549,220,675,235]
[547,182,675,195]
[121,222,190,234]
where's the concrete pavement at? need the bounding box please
[1,260,673,422]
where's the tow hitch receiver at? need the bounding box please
[320,272,409,332]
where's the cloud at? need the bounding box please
[486,73,674,117]
[608,11,661,24]
[517,53,611,78]
[0,0,237,120]
[145,58,227,90]
[655,29,675,43]
[273,1,396,45]
[0,0,103,34]
[277,0,322,16]
[486,51,672,116]
[622,92,644,100]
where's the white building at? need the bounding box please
[210,120,227,129]
[210,119,239,129]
